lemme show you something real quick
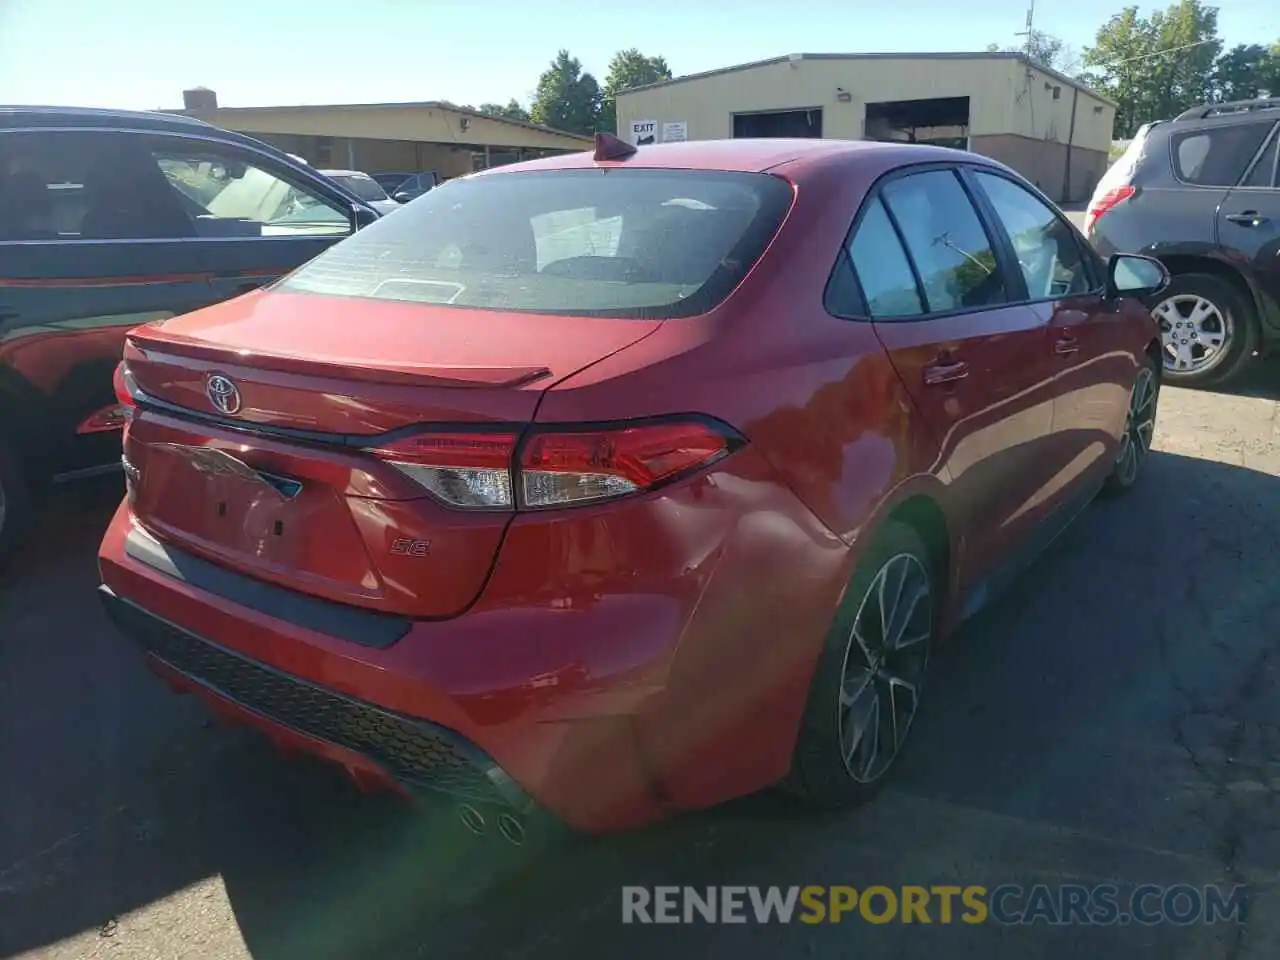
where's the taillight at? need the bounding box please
[368,431,519,508]
[113,361,139,409]
[519,420,734,508]
[1084,184,1136,234]
[365,418,741,511]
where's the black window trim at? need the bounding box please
[0,125,358,247]
[825,160,1032,324]
[1167,118,1279,189]
[960,165,1107,303]
[1237,121,1280,189]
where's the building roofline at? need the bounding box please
[617,52,1116,108]
[171,100,592,142]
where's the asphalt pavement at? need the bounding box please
[3,363,1280,959]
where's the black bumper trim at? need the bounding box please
[99,585,532,811]
[124,528,410,649]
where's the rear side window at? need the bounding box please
[846,198,924,318]
[278,169,795,319]
[881,170,1006,313]
[1243,129,1279,188]
[1172,122,1274,186]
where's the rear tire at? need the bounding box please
[0,438,32,568]
[1102,356,1160,498]
[1150,273,1257,388]
[783,520,937,808]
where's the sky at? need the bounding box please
[0,0,1274,111]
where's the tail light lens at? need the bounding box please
[520,421,734,508]
[366,418,740,511]
[1084,184,1136,234]
[368,432,519,508]
[113,361,139,410]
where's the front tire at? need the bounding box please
[784,520,936,808]
[1151,273,1257,388]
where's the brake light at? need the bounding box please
[520,421,734,508]
[365,419,740,510]
[113,361,139,409]
[1084,184,1136,234]
[369,431,519,508]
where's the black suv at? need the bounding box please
[1086,98,1280,387]
[0,106,381,561]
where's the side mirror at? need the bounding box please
[349,204,379,231]
[1106,253,1169,300]
[392,191,413,203]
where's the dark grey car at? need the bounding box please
[1086,98,1280,387]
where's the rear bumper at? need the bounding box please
[98,450,851,833]
[98,585,538,813]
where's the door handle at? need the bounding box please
[923,359,969,385]
[1224,211,1269,227]
[1054,336,1080,355]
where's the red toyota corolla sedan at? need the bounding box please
[98,134,1167,839]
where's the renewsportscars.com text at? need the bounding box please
[621,884,1247,925]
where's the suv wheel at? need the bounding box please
[1151,273,1257,388]
[0,438,32,567]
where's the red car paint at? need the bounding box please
[98,138,1160,833]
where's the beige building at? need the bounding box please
[616,52,1116,204]
[176,88,591,180]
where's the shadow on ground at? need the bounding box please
[1201,357,1280,401]
[3,449,1278,959]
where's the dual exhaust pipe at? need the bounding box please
[457,802,526,846]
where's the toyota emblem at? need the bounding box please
[206,374,242,415]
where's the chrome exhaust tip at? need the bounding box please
[497,812,526,846]
[458,803,487,835]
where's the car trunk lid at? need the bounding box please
[122,290,661,619]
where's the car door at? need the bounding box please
[0,127,213,480]
[850,166,1057,601]
[142,134,359,303]
[966,168,1128,500]
[1219,122,1280,317]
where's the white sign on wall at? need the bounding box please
[661,121,688,143]
[629,119,658,145]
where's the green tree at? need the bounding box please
[599,49,673,134]
[529,50,602,135]
[988,31,1073,71]
[1212,42,1280,100]
[1081,1,1222,138]
[477,99,532,122]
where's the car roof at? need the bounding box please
[0,104,215,134]
[319,169,371,178]
[473,138,1003,178]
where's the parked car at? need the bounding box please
[0,105,381,561]
[318,169,402,216]
[1086,97,1280,387]
[371,172,413,195]
[99,135,1166,839]
[387,171,439,202]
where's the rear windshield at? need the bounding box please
[329,173,388,202]
[277,168,795,319]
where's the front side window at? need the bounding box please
[1172,122,1274,186]
[881,170,1006,313]
[973,172,1092,299]
[152,141,351,237]
[277,169,795,319]
[846,197,924,319]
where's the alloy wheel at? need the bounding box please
[1153,294,1232,375]
[837,552,932,784]
[1115,366,1157,485]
